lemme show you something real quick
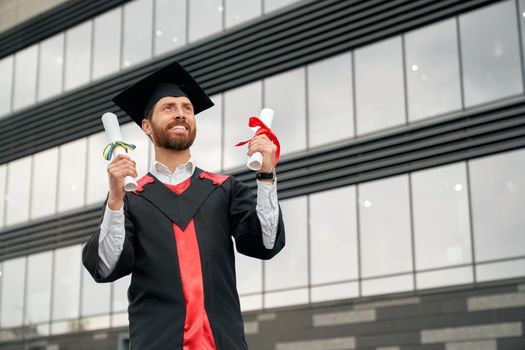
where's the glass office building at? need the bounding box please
[0,0,524,349]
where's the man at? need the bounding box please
[82,61,285,350]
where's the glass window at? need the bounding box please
[57,138,87,212]
[81,266,111,318]
[469,149,525,262]
[86,131,110,205]
[122,122,151,177]
[5,156,32,226]
[189,0,223,43]
[460,0,523,107]
[37,33,64,101]
[307,52,354,148]
[355,37,405,135]
[112,274,131,313]
[358,175,413,277]
[191,94,222,171]
[264,0,302,13]
[476,258,525,282]
[235,251,262,296]
[0,165,6,228]
[64,21,92,91]
[264,196,308,291]
[223,81,262,170]
[154,0,186,56]
[13,44,38,111]
[225,0,261,29]
[0,257,26,328]
[411,163,472,270]
[25,252,53,325]
[122,0,153,69]
[31,147,59,219]
[265,288,308,308]
[0,55,14,117]
[417,266,473,290]
[52,245,81,321]
[264,67,307,156]
[405,19,462,121]
[92,7,122,80]
[361,274,413,297]
[310,186,358,285]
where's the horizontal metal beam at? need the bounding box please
[0,96,524,261]
[0,0,499,165]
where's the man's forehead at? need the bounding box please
[157,95,193,106]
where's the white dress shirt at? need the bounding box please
[98,158,279,278]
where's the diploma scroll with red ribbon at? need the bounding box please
[235,108,280,171]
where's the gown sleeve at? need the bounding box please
[82,194,137,283]
[229,177,285,260]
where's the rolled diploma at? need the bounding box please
[246,108,274,171]
[101,112,138,191]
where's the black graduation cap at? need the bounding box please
[112,61,214,126]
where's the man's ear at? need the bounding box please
[142,118,151,134]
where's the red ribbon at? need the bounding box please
[235,116,281,166]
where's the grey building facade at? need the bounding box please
[0,0,524,349]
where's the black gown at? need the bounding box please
[82,168,285,350]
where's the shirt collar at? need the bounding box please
[149,156,196,177]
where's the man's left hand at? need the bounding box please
[247,134,277,176]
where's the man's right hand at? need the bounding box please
[107,154,137,210]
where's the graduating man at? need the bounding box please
[82,61,285,350]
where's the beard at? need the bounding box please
[150,118,196,151]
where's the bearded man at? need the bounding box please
[82,61,285,350]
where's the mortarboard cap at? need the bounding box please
[112,61,214,126]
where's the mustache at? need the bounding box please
[166,119,190,130]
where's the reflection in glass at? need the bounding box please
[265,288,308,308]
[1,257,26,327]
[57,138,87,212]
[411,163,472,270]
[122,0,153,68]
[52,245,81,321]
[112,274,131,313]
[417,266,473,290]
[226,0,261,29]
[310,186,358,285]
[469,149,525,262]
[355,37,405,135]
[189,0,223,43]
[476,258,525,282]
[358,175,413,277]
[235,250,262,295]
[64,21,92,91]
[37,33,64,101]
[92,7,122,80]
[0,165,6,228]
[192,94,222,171]
[5,156,32,226]
[264,0,302,13]
[405,19,462,121]
[154,0,186,56]
[25,252,53,325]
[81,266,111,317]
[361,274,413,296]
[308,52,354,148]
[13,45,38,111]
[264,197,308,291]
[264,67,307,155]
[86,131,110,205]
[460,0,523,107]
[31,148,58,219]
[223,81,262,169]
[0,55,13,117]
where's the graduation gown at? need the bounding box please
[82,168,285,350]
